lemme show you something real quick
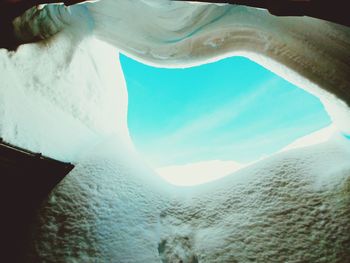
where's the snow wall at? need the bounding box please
[0,1,350,262]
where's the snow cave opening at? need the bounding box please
[120,54,332,186]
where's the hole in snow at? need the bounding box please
[120,55,332,186]
[157,238,199,263]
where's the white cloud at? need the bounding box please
[154,77,278,148]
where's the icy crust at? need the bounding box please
[29,135,350,262]
[0,32,129,162]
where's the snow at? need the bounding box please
[27,133,350,262]
[0,31,130,162]
[154,125,340,187]
[88,0,350,134]
[1,0,350,262]
[280,125,337,152]
[156,160,244,186]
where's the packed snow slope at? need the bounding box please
[28,134,350,263]
[0,1,350,262]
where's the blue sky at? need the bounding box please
[120,54,331,167]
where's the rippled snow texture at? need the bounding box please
[28,134,350,262]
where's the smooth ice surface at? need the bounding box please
[1,0,350,262]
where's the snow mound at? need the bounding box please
[28,134,350,262]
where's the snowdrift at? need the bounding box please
[0,1,350,262]
[28,132,350,262]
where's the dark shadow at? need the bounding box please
[0,139,73,262]
[0,0,88,50]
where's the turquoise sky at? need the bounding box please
[120,54,331,167]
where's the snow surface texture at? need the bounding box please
[27,134,350,263]
[0,23,129,162]
[1,0,350,262]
